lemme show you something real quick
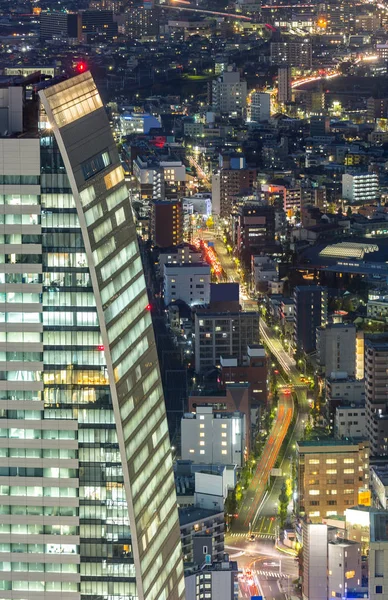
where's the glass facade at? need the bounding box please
[42,135,137,600]
[39,72,185,600]
[0,72,184,600]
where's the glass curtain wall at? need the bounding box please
[41,133,136,599]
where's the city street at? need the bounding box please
[232,391,293,533]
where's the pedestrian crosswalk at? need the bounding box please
[255,570,289,579]
[228,532,276,540]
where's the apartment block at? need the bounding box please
[316,323,357,377]
[296,439,370,520]
[181,406,246,467]
[164,262,211,306]
[294,285,328,353]
[365,337,388,455]
[194,310,260,373]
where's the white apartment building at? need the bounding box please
[249,92,270,122]
[328,540,362,598]
[181,406,246,467]
[302,523,329,600]
[326,374,365,406]
[164,262,211,306]
[251,255,278,291]
[159,243,203,274]
[133,155,186,199]
[211,67,247,116]
[335,405,367,439]
[342,172,379,202]
[183,194,212,216]
[368,291,388,321]
[316,323,357,377]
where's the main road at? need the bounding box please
[232,391,293,533]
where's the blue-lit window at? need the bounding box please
[81,150,111,180]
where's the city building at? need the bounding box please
[184,557,238,600]
[211,66,247,116]
[179,507,225,564]
[367,290,388,321]
[316,323,357,377]
[218,346,267,409]
[278,66,292,104]
[158,243,203,275]
[365,337,388,456]
[183,194,212,216]
[194,310,260,373]
[310,116,330,137]
[0,71,186,600]
[279,298,295,336]
[294,285,328,353]
[367,96,388,121]
[80,10,118,42]
[40,11,81,42]
[250,91,270,122]
[251,255,278,292]
[370,466,388,510]
[368,510,388,600]
[302,522,329,600]
[212,156,257,217]
[346,506,377,555]
[164,262,211,306]
[270,40,312,68]
[328,539,362,599]
[342,172,379,203]
[124,4,160,39]
[119,112,161,135]
[150,199,184,248]
[181,406,246,467]
[234,204,276,267]
[189,383,260,453]
[0,85,23,134]
[335,405,367,439]
[134,156,187,200]
[296,439,370,520]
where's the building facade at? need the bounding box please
[17,71,185,600]
[150,200,184,248]
[250,92,270,122]
[181,406,246,467]
[296,439,370,520]
[342,172,379,203]
[211,67,247,116]
[365,337,388,456]
[294,285,328,353]
[316,323,357,377]
[194,311,260,373]
[164,263,211,306]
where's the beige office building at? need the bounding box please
[296,439,370,521]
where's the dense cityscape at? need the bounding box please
[2,0,388,599]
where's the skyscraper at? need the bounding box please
[0,72,184,600]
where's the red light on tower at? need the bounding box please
[146,303,152,311]
[76,62,87,74]
[97,345,105,351]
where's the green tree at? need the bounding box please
[278,482,289,528]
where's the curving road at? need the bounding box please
[232,391,293,533]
